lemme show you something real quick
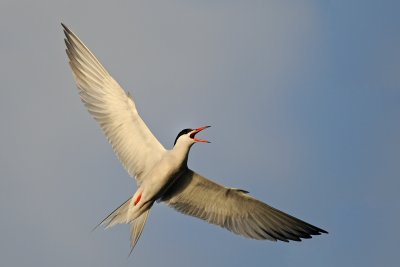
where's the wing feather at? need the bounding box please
[161,170,327,241]
[62,24,165,182]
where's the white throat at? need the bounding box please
[171,137,195,166]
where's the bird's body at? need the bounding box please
[128,143,190,220]
[62,23,327,254]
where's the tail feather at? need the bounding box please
[92,197,131,231]
[129,209,151,255]
[93,197,153,254]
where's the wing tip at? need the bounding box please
[320,228,329,234]
[61,22,71,34]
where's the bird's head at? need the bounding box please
[173,126,211,147]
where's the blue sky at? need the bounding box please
[1,1,399,266]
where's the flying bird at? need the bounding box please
[62,23,327,254]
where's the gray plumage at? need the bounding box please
[161,170,326,241]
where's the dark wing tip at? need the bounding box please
[61,23,69,32]
[319,228,329,234]
[309,224,328,235]
[61,23,75,42]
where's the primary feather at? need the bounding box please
[63,23,165,184]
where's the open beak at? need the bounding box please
[190,126,211,143]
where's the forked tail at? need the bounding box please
[93,198,152,254]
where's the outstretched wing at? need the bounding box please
[161,169,327,241]
[62,24,165,183]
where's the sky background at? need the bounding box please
[1,1,399,266]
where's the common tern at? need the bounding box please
[62,23,327,254]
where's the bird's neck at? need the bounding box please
[171,142,193,167]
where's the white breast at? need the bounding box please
[139,150,187,202]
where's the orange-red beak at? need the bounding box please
[190,126,211,143]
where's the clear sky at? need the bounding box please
[1,1,399,266]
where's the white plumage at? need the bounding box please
[63,24,327,254]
